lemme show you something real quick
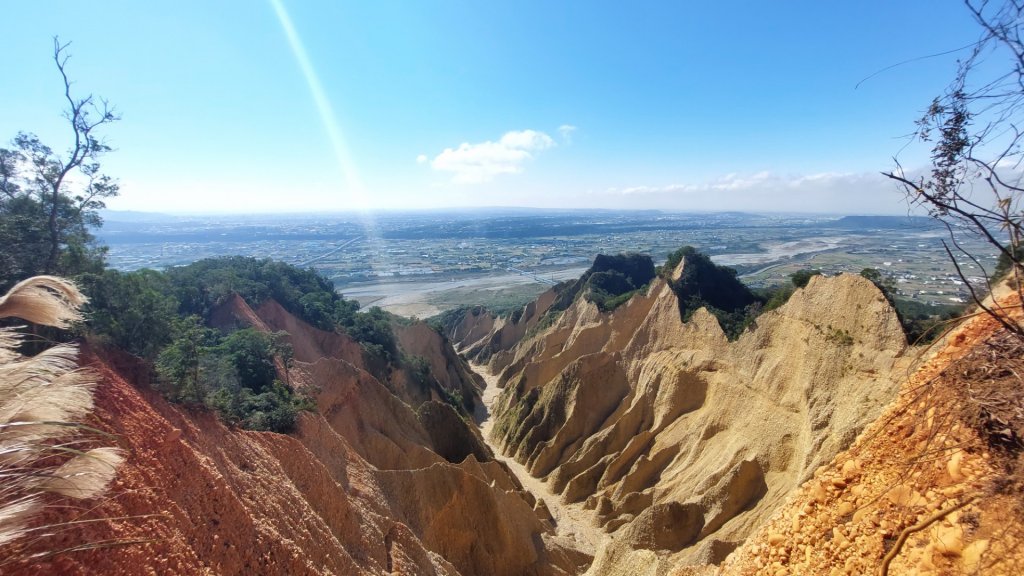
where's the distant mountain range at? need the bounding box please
[99,210,183,223]
[830,215,939,229]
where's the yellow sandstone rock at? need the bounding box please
[887,485,925,507]
[837,501,854,517]
[961,539,989,572]
[947,451,964,482]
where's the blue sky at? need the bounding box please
[1,1,983,214]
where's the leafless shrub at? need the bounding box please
[885,0,1024,338]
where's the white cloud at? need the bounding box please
[416,154,428,164]
[614,171,863,196]
[605,171,910,214]
[429,129,556,183]
[558,124,577,144]
[499,129,555,150]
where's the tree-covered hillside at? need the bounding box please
[75,256,401,432]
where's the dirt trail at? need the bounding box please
[473,363,606,554]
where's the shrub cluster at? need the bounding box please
[584,253,656,312]
[156,320,306,432]
[994,244,1024,281]
[79,257,400,432]
[664,246,763,339]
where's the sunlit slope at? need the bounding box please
[711,292,1024,576]
[450,262,910,574]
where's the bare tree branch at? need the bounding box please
[0,38,119,286]
[39,37,119,274]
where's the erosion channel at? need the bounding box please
[473,363,602,563]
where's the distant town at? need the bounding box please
[98,210,996,317]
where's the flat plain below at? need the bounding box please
[338,267,588,318]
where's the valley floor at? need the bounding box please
[473,363,604,560]
[340,267,589,319]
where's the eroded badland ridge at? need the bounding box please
[449,259,913,574]
[449,256,1024,575]
[5,254,1023,575]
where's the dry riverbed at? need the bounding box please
[472,363,605,554]
[339,268,587,318]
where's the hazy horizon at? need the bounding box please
[99,205,927,219]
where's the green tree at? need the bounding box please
[155,315,218,404]
[79,269,178,358]
[859,268,896,299]
[156,321,304,432]
[219,329,283,393]
[209,329,300,433]
[669,247,759,319]
[162,256,359,330]
[666,246,763,340]
[790,269,821,288]
[207,381,300,433]
[861,267,955,343]
[0,39,118,290]
[993,244,1024,282]
[347,306,398,361]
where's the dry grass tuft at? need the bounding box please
[0,276,123,556]
[0,276,87,329]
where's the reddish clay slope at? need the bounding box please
[704,300,1024,576]
[4,297,581,576]
[254,298,364,366]
[7,353,415,576]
